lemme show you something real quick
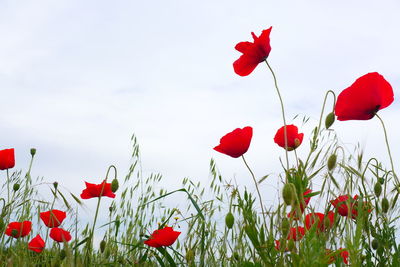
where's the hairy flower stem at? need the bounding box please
[242,156,267,227]
[265,60,289,174]
[87,165,117,261]
[375,114,399,187]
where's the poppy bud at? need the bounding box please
[109,206,113,213]
[281,218,290,236]
[233,252,240,261]
[30,148,36,156]
[111,178,119,193]
[374,182,382,197]
[53,182,58,190]
[282,183,295,205]
[287,239,295,251]
[382,198,389,213]
[13,183,20,192]
[325,112,335,129]
[11,229,18,237]
[379,178,385,185]
[372,239,379,250]
[185,249,195,262]
[327,154,337,171]
[225,212,234,229]
[100,240,106,253]
[60,249,66,260]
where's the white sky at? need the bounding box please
[1,0,400,214]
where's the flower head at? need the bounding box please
[340,248,349,265]
[5,221,32,238]
[40,210,67,228]
[214,127,253,158]
[0,148,15,170]
[274,125,304,151]
[330,195,360,218]
[233,27,272,76]
[50,228,72,242]
[80,181,116,199]
[304,211,335,232]
[335,72,394,121]
[144,226,181,247]
[28,234,45,253]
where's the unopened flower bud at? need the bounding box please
[379,178,385,185]
[185,249,195,262]
[111,178,119,193]
[11,229,18,237]
[13,183,20,191]
[382,198,389,213]
[60,249,66,260]
[53,182,58,190]
[30,148,36,156]
[287,239,295,251]
[281,218,290,236]
[374,182,382,197]
[100,240,106,253]
[325,112,335,129]
[372,239,379,250]
[282,183,295,206]
[327,154,337,171]
[225,212,234,229]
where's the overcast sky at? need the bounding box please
[1,0,399,215]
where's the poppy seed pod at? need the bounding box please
[281,218,290,236]
[100,240,106,253]
[325,112,335,129]
[282,183,294,205]
[111,178,119,193]
[287,239,295,251]
[60,249,66,260]
[225,212,234,229]
[13,183,20,192]
[185,249,195,262]
[372,239,379,250]
[382,198,389,213]
[327,154,337,171]
[374,182,382,197]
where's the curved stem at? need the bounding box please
[265,60,289,173]
[375,114,398,186]
[242,156,267,227]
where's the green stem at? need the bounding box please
[375,114,398,186]
[242,156,267,228]
[265,60,289,173]
[6,169,10,206]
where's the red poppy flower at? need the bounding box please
[304,211,335,232]
[80,180,116,199]
[5,221,32,238]
[49,228,72,242]
[28,234,45,253]
[40,209,67,228]
[0,148,15,170]
[274,125,304,151]
[335,72,394,121]
[214,127,253,158]
[144,226,181,247]
[330,195,359,218]
[274,240,289,252]
[233,27,272,76]
[287,226,305,241]
[287,189,312,219]
[339,248,349,264]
